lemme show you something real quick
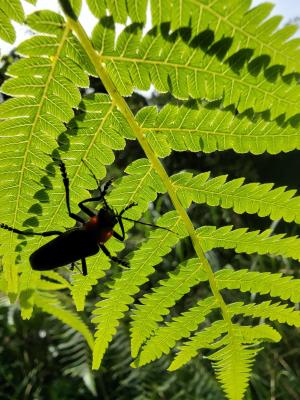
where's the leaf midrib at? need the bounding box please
[174,182,300,213]
[101,55,298,109]
[187,0,300,69]
[36,102,116,248]
[9,25,72,252]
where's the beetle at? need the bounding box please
[0,160,170,276]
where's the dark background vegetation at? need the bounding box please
[1,38,300,399]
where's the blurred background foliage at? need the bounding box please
[1,44,300,399]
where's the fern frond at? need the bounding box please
[137,101,300,156]
[38,92,131,237]
[39,270,71,291]
[87,0,300,74]
[133,296,218,367]
[169,322,280,371]
[238,324,281,344]
[216,269,300,303]
[0,0,25,43]
[160,1,300,74]
[197,225,300,262]
[0,1,296,396]
[71,252,110,311]
[91,19,300,118]
[229,301,300,327]
[168,320,228,371]
[0,92,130,299]
[70,157,165,312]
[0,10,92,292]
[107,158,165,211]
[38,280,68,291]
[209,330,259,400]
[130,258,207,357]
[54,327,95,395]
[35,291,94,349]
[172,171,300,223]
[41,270,71,287]
[90,155,183,370]
[87,0,146,23]
[0,272,6,292]
[92,211,184,370]
[19,269,41,319]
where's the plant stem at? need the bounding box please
[64,12,232,328]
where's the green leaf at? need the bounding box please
[0,9,15,43]
[133,297,217,367]
[149,0,300,74]
[229,300,300,326]
[172,171,300,223]
[56,56,89,87]
[131,258,207,357]
[17,35,60,56]
[7,57,52,78]
[168,321,228,371]
[238,324,281,344]
[92,21,300,118]
[196,225,300,262]
[42,94,74,122]
[27,10,65,34]
[216,269,300,303]
[209,329,259,400]
[126,0,147,23]
[137,101,300,155]
[71,252,110,311]
[86,0,106,18]
[105,0,127,24]
[0,0,24,22]
[1,76,45,97]
[0,97,38,118]
[0,12,93,293]
[35,292,94,349]
[69,0,82,16]
[92,210,185,369]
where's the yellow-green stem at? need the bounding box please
[65,15,232,328]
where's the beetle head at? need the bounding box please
[97,207,118,228]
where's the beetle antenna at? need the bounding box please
[81,158,101,189]
[81,159,113,208]
[120,216,174,233]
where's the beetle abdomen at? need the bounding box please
[30,229,99,271]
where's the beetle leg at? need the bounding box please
[99,244,129,268]
[81,258,87,276]
[57,160,86,224]
[113,230,125,241]
[78,197,98,217]
[114,202,138,240]
[119,202,138,216]
[113,203,138,241]
[77,179,113,216]
[69,262,83,275]
[0,223,62,237]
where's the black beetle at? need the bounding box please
[0,160,170,275]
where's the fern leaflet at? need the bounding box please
[133,296,218,367]
[35,291,94,349]
[216,269,300,303]
[91,19,300,118]
[197,225,300,262]
[172,171,300,223]
[131,258,207,357]
[136,101,300,155]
